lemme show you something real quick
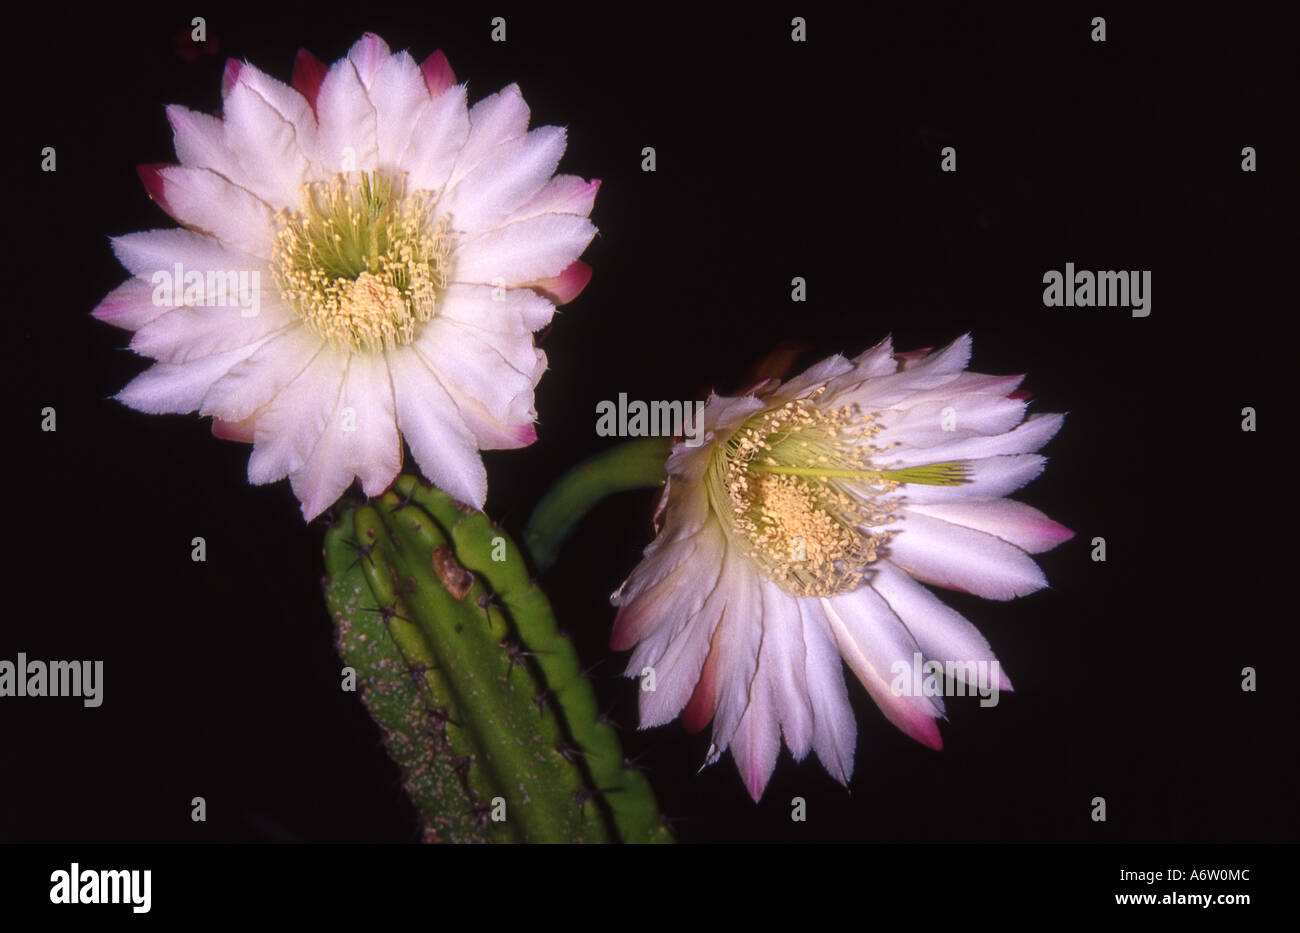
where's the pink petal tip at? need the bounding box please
[681,653,718,734]
[420,49,456,97]
[221,59,243,97]
[292,49,327,112]
[212,418,256,443]
[531,260,593,306]
[136,164,173,214]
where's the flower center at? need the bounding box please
[271,172,451,351]
[706,389,970,598]
[709,391,897,597]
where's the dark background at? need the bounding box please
[2,2,1294,843]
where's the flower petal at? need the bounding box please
[887,510,1048,600]
[821,586,945,748]
[871,560,1013,691]
[505,175,601,224]
[137,164,277,257]
[902,499,1074,554]
[444,84,531,192]
[757,581,815,763]
[799,600,857,785]
[92,279,174,331]
[221,72,318,209]
[200,326,325,423]
[111,228,265,283]
[451,213,597,287]
[402,84,469,193]
[315,54,378,174]
[385,345,488,508]
[416,315,544,426]
[364,48,434,171]
[117,338,275,415]
[289,351,402,518]
[420,50,455,97]
[882,412,1065,468]
[526,260,592,306]
[247,345,349,484]
[291,49,328,113]
[436,282,555,335]
[440,126,568,235]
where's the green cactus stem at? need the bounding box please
[323,477,672,843]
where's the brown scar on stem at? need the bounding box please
[432,545,474,600]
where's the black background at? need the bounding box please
[3,2,1295,844]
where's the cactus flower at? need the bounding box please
[95,33,599,518]
[611,335,1073,800]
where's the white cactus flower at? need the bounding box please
[611,335,1072,800]
[95,33,599,518]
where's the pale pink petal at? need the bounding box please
[117,338,275,415]
[443,84,531,192]
[416,316,544,426]
[315,55,378,174]
[871,561,1013,691]
[131,306,294,365]
[402,84,469,192]
[799,600,857,785]
[837,334,972,409]
[345,33,391,87]
[200,326,325,423]
[111,228,265,283]
[889,453,1049,504]
[873,394,1029,450]
[440,126,567,234]
[212,414,258,443]
[92,279,174,331]
[881,412,1065,468]
[731,678,780,803]
[631,533,730,728]
[247,345,349,484]
[887,510,1048,600]
[820,588,945,749]
[166,105,240,179]
[903,499,1074,554]
[451,213,597,287]
[611,527,724,652]
[363,48,434,171]
[385,346,487,508]
[220,76,317,209]
[764,353,855,406]
[758,581,814,762]
[435,283,555,336]
[288,352,401,519]
[504,175,600,224]
[703,567,764,757]
[137,164,277,257]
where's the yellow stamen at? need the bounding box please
[707,390,900,597]
[271,171,451,351]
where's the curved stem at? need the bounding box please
[523,436,671,573]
